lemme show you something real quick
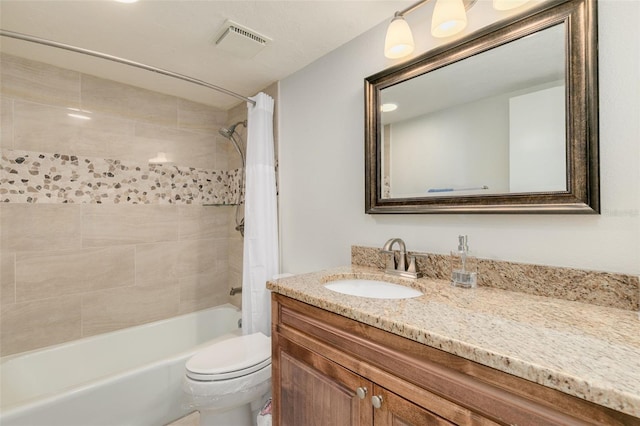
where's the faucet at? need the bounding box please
[380,238,422,279]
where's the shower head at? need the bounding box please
[219,120,247,169]
[218,120,246,139]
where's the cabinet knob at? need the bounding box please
[356,387,368,399]
[371,395,383,409]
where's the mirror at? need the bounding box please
[365,0,599,214]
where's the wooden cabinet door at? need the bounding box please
[372,385,455,426]
[275,336,373,426]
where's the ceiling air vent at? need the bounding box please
[214,20,271,59]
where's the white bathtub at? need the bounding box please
[0,304,242,426]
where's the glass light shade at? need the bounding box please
[493,0,529,10]
[431,0,468,38]
[384,16,415,59]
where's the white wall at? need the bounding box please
[509,85,566,192]
[278,0,640,275]
[390,95,510,196]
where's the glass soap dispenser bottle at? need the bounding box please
[451,235,478,288]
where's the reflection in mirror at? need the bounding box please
[365,0,599,214]
[381,24,566,199]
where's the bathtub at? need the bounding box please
[0,304,242,426]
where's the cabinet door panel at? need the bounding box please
[277,338,372,426]
[373,385,455,426]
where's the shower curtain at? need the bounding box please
[242,92,278,337]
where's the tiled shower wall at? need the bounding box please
[0,53,240,356]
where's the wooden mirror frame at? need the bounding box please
[365,0,599,214]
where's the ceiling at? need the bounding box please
[0,0,412,110]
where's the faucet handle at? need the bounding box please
[379,249,396,270]
[407,255,418,273]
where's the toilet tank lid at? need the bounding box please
[186,332,271,375]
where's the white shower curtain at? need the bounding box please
[242,92,278,337]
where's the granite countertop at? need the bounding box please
[267,265,640,418]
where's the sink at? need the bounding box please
[324,279,423,300]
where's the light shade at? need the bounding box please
[493,0,529,11]
[384,16,415,59]
[431,0,468,38]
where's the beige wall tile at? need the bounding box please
[0,54,246,352]
[15,246,135,303]
[0,204,82,251]
[81,74,177,127]
[1,97,14,150]
[228,235,243,307]
[179,272,229,314]
[178,99,226,134]
[178,205,229,240]
[228,238,243,274]
[108,133,174,166]
[177,239,222,277]
[81,281,179,337]
[1,252,16,306]
[12,100,135,158]
[135,241,179,285]
[134,122,217,169]
[0,53,80,108]
[82,204,178,247]
[214,138,231,170]
[0,295,82,356]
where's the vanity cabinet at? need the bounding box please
[276,335,454,426]
[271,294,639,426]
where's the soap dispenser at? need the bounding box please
[451,235,478,288]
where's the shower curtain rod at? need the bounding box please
[0,29,256,106]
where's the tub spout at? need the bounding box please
[230,286,242,296]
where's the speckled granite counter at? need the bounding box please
[267,265,640,418]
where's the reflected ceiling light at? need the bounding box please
[67,108,92,120]
[384,0,528,58]
[149,152,172,165]
[68,113,91,120]
[381,103,398,112]
[114,0,139,3]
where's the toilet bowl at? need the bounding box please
[183,332,272,426]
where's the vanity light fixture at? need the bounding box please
[384,15,415,59]
[431,0,469,38]
[384,0,529,58]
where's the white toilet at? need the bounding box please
[183,332,272,426]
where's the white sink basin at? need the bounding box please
[324,279,423,299]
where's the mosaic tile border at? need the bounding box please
[0,149,241,205]
[352,245,640,311]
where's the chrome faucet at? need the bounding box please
[380,238,422,279]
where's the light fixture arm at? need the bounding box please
[393,0,477,19]
[394,0,431,19]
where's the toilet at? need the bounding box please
[183,332,272,426]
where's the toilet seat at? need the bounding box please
[186,332,271,382]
